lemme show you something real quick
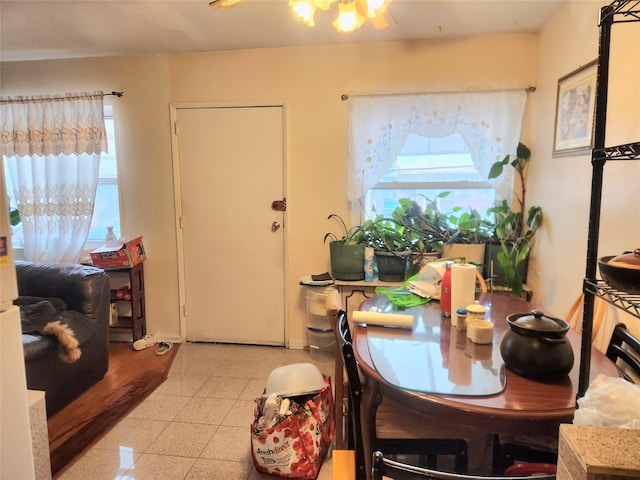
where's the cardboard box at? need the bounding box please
[91,236,145,270]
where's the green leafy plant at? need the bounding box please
[389,194,451,254]
[323,214,364,245]
[487,142,543,297]
[361,214,414,255]
[445,207,494,245]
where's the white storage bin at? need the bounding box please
[308,311,332,330]
[307,327,335,364]
[306,286,336,330]
[306,286,336,316]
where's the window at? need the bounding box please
[364,132,495,219]
[3,105,121,249]
[88,106,122,246]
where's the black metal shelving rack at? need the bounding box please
[578,0,640,398]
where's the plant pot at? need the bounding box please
[484,243,528,286]
[374,250,409,282]
[329,242,365,281]
[442,243,486,266]
[407,252,441,277]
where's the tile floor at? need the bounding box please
[59,342,336,480]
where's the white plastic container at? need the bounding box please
[307,327,335,364]
[266,363,325,397]
[306,286,335,330]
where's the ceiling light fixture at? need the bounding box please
[289,0,391,32]
[210,0,392,33]
[332,1,366,32]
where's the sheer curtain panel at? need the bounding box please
[347,90,527,201]
[1,92,107,263]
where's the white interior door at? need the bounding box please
[174,105,285,345]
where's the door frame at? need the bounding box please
[169,101,289,344]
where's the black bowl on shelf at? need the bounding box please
[598,249,640,295]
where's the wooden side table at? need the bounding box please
[105,263,146,341]
[334,279,403,319]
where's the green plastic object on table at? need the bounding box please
[374,273,432,309]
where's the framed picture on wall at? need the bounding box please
[553,60,598,156]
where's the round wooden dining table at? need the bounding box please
[353,292,620,474]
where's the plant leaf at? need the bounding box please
[488,162,504,179]
[516,142,531,160]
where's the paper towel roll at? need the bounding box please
[451,264,477,328]
[352,310,415,329]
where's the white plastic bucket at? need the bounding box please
[307,327,335,363]
[306,287,335,316]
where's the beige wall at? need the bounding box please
[2,4,637,349]
[167,36,537,347]
[1,35,538,347]
[529,0,640,348]
[0,55,180,341]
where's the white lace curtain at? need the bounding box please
[1,91,107,263]
[347,90,528,201]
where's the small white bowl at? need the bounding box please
[265,363,325,397]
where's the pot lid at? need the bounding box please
[508,310,568,332]
[609,248,640,271]
[466,301,486,314]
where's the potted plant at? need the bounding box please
[324,214,366,280]
[442,206,494,267]
[486,142,543,297]
[359,195,450,281]
[361,214,414,281]
[390,195,450,275]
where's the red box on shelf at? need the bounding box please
[90,236,146,269]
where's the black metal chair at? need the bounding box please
[491,437,557,476]
[605,322,640,382]
[337,309,468,480]
[372,450,556,480]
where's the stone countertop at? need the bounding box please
[559,424,640,477]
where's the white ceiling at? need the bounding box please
[0,0,569,62]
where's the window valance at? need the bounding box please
[347,90,528,201]
[1,92,107,158]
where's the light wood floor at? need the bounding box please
[48,340,179,478]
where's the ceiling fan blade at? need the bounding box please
[209,0,246,9]
[370,10,396,30]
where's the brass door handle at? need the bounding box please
[271,222,281,232]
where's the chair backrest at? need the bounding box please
[566,293,607,340]
[605,323,640,383]
[337,309,366,480]
[372,451,556,480]
[327,289,347,450]
[476,270,487,293]
[326,288,342,324]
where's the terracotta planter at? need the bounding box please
[407,252,442,277]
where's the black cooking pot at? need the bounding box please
[500,310,574,380]
[598,248,640,294]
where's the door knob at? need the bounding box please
[271,222,281,232]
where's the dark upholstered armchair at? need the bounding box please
[15,260,110,417]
